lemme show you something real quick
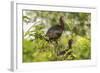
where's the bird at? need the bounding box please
[57,39,73,56]
[57,39,75,60]
[46,16,65,44]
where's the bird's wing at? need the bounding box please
[46,29,62,39]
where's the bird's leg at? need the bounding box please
[54,40,60,56]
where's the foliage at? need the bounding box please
[22,10,91,62]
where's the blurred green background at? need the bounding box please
[22,10,91,62]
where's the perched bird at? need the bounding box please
[46,16,65,43]
[57,39,73,56]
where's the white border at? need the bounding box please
[11,1,97,71]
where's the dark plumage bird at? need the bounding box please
[57,39,73,56]
[46,16,64,43]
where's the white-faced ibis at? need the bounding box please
[46,16,65,43]
[57,39,75,60]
